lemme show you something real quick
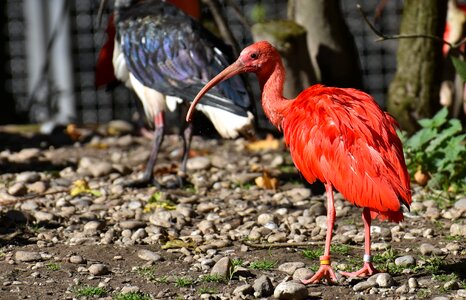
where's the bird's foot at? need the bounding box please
[301,256,337,285]
[123,175,161,189]
[164,173,187,189]
[340,262,379,278]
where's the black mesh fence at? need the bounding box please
[2,0,404,126]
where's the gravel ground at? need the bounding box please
[0,123,465,300]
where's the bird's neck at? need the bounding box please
[258,61,290,130]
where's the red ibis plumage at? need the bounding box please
[186,41,412,284]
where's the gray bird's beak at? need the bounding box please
[186,59,245,122]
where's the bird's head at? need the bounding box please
[186,41,279,122]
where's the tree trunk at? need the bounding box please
[251,20,316,98]
[288,0,363,89]
[0,1,16,124]
[387,0,447,133]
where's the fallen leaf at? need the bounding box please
[161,239,195,250]
[70,179,102,197]
[246,134,280,151]
[255,171,278,190]
[66,124,82,141]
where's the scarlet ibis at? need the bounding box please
[99,0,254,187]
[186,41,412,284]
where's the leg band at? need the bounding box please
[320,255,331,265]
[363,254,372,263]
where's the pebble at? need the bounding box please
[278,262,306,275]
[450,223,466,236]
[257,213,276,225]
[232,284,254,297]
[69,255,85,264]
[292,268,314,282]
[15,251,43,262]
[353,280,377,292]
[443,280,460,290]
[119,220,146,230]
[454,197,466,210]
[120,285,140,294]
[315,215,327,229]
[375,273,395,288]
[8,182,27,196]
[394,255,416,267]
[419,243,442,255]
[408,277,418,289]
[186,157,211,171]
[84,221,105,232]
[27,181,48,194]
[210,257,232,278]
[34,211,55,222]
[273,280,308,300]
[252,275,274,297]
[137,249,162,262]
[16,171,41,183]
[88,264,109,276]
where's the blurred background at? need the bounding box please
[0,0,404,129]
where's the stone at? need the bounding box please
[292,268,314,282]
[27,181,48,194]
[252,275,274,297]
[83,221,105,232]
[394,255,416,267]
[69,255,85,264]
[120,220,146,230]
[187,157,211,171]
[408,277,419,289]
[137,249,162,262]
[15,251,42,262]
[273,281,308,300]
[210,257,232,278]
[34,211,55,222]
[450,223,466,236]
[8,182,27,196]
[419,243,442,255]
[232,284,254,296]
[353,280,377,292]
[443,280,460,290]
[278,262,306,275]
[454,197,466,210]
[257,213,275,225]
[375,273,395,288]
[315,215,327,230]
[16,171,41,183]
[120,285,140,294]
[88,263,109,276]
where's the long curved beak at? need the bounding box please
[186,59,245,122]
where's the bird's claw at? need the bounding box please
[123,175,161,189]
[301,265,338,285]
[340,262,379,278]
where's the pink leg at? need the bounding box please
[340,207,379,277]
[302,182,337,284]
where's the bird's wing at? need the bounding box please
[283,85,411,220]
[116,1,251,117]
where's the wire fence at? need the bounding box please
[3,0,404,126]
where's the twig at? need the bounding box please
[242,240,325,249]
[357,4,466,51]
[224,0,251,29]
[202,0,240,57]
[0,189,69,207]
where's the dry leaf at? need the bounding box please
[70,179,102,197]
[255,171,278,190]
[247,134,280,151]
[161,239,195,249]
[66,124,82,141]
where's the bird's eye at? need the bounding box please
[250,52,258,59]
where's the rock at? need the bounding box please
[371,242,390,251]
[16,171,41,183]
[353,280,377,292]
[20,201,38,211]
[432,297,450,300]
[149,211,172,228]
[27,181,48,194]
[8,182,28,196]
[454,197,466,210]
[292,268,314,282]
[257,213,275,225]
[424,207,440,220]
[450,223,466,236]
[197,220,216,234]
[187,157,211,171]
[394,255,416,267]
[267,232,287,243]
[120,220,146,230]
[88,263,109,276]
[69,255,85,264]
[457,289,466,298]
[15,251,42,262]
[34,211,55,222]
[252,275,274,297]
[137,249,162,262]
[278,262,306,275]
[375,273,395,288]
[308,203,326,216]
[232,284,254,297]
[395,284,409,294]
[273,281,308,300]
[408,277,418,289]
[315,215,327,230]
[120,285,140,294]
[10,148,41,162]
[210,257,232,278]
[419,243,442,255]
[443,280,460,290]
[83,221,105,232]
